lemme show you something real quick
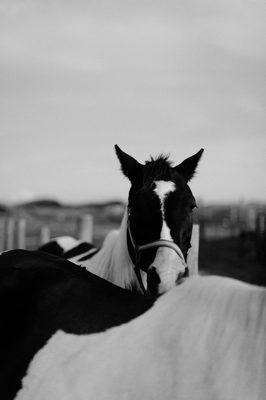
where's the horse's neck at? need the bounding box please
[86,210,140,291]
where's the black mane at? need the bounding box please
[143,154,176,186]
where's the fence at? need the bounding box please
[0,214,94,252]
[255,213,266,263]
[187,224,199,275]
[0,214,201,277]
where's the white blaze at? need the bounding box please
[153,180,186,293]
[154,180,175,241]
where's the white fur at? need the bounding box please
[154,180,175,241]
[153,180,186,292]
[16,276,266,400]
[53,236,80,252]
[79,211,140,291]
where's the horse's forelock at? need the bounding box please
[142,155,175,187]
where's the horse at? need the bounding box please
[0,249,155,400]
[16,275,266,400]
[40,145,204,295]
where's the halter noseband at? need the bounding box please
[127,209,187,294]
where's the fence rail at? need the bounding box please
[0,215,94,252]
[0,220,200,282]
[0,216,200,276]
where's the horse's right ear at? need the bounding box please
[115,145,143,183]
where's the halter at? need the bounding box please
[127,209,187,294]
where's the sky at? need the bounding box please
[0,0,265,204]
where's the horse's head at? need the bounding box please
[115,145,204,295]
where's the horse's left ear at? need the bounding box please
[115,145,144,183]
[174,149,204,182]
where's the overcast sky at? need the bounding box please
[0,0,265,204]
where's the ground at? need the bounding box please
[200,237,266,286]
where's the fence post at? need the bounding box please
[79,214,93,242]
[258,214,265,234]
[17,218,26,249]
[40,226,51,245]
[256,214,266,263]
[6,217,15,250]
[187,224,199,276]
[0,218,6,251]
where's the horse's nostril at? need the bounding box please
[147,267,161,295]
[183,267,189,277]
[147,267,161,284]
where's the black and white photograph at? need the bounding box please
[0,1,265,399]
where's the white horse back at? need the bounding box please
[16,276,266,400]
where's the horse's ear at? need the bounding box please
[115,145,143,183]
[174,149,204,182]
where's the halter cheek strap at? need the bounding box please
[127,210,187,294]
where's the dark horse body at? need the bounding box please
[0,250,155,400]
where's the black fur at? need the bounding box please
[0,250,155,400]
[78,248,99,261]
[38,240,65,257]
[39,241,98,262]
[115,146,204,289]
[63,242,96,259]
[143,155,174,186]
[175,148,204,182]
